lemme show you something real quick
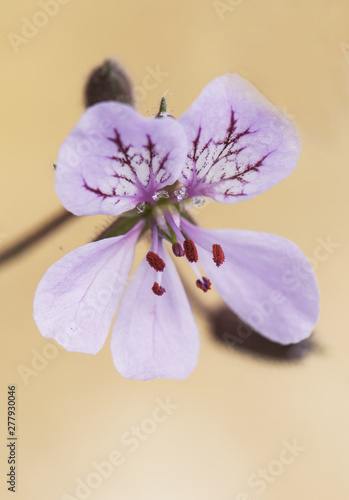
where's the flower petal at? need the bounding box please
[181,220,320,344]
[56,102,188,216]
[111,244,200,380]
[178,74,302,203]
[33,223,143,354]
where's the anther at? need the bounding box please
[146,251,166,272]
[152,282,166,296]
[172,242,184,257]
[212,244,225,267]
[183,239,198,263]
[196,277,211,293]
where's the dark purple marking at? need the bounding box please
[185,109,273,197]
[83,179,119,204]
[83,127,172,202]
[107,129,171,189]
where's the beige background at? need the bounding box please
[1,0,348,499]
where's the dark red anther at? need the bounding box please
[196,277,211,293]
[152,282,166,296]
[146,251,166,272]
[183,239,198,263]
[212,244,225,267]
[172,242,184,257]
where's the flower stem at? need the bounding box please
[0,209,74,267]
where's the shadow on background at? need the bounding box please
[209,305,318,362]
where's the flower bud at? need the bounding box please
[84,59,134,108]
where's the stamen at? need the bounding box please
[152,282,166,296]
[196,277,211,293]
[165,212,185,244]
[146,251,166,272]
[183,239,198,263]
[172,242,184,257]
[212,244,225,267]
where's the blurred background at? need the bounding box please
[1,0,348,499]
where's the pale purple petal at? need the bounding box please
[55,102,188,216]
[181,220,320,344]
[33,223,143,354]
[178,74,302,203]
[111,243,200,380]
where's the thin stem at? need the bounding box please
[0,209,74,267]
[151,221,159,253]
[165,211,185,244]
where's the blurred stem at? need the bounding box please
[0,209,74,267]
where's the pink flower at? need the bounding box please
[33,74,320,380]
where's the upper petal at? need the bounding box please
[111,243,200,380]
[33,223,143,354]
[178,74,302,203]
[55,102,188,216]
[181,220,320,345]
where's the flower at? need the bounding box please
[33,74,320,380]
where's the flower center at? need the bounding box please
[143,210,225,297]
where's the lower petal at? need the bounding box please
[33,223,142,354]
[181,221,320,345]
[111,243,200,380]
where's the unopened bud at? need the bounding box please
[155,95,174,119]
[84,59,134,108]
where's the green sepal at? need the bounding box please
[94,209,142,241]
